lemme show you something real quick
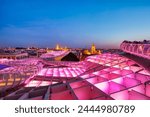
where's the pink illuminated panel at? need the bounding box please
[51,90,75,100]
[108,81,126,94]
[37,67,85,78]
[87,76,107,84]
[95,82,109,94]
[111,90,129,100]
[39,81,51,86]
[139,70,150,76]
[129,90,150,100]
[25,80,41,87]
[73,85,107,100]
[130,85,145,94]
[70,80,89,89]
[51,84,68,93]
[135,73,150,83]
[146,84,150,97]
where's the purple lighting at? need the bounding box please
[121,41,150,60]
[1,51,150,100]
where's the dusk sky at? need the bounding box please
[0,0,150,48]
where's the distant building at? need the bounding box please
[55,44,69,51]
[56,44,61,50]
[83,43,101,55]
[91,43,96,54]
[0,52,28,60]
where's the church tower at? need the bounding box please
[91,43,96,54]
[56,44,60,50]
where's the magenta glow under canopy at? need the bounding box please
[0,52,150,100]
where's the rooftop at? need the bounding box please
[0,53,150,100]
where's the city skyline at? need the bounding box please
[1,0,150,48]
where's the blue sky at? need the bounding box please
[0,0,150,48]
